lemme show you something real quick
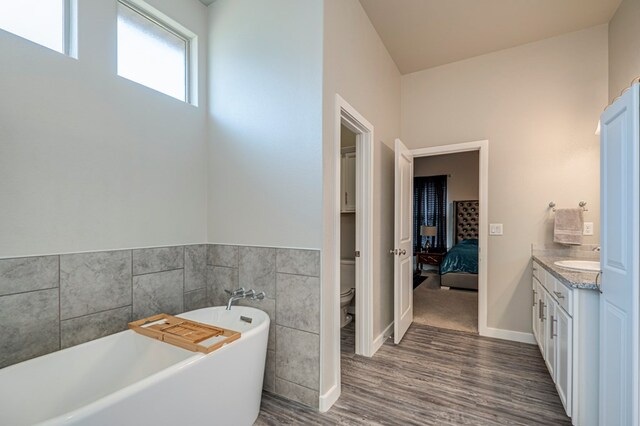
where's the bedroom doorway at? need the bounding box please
[413,151,479,333]
[408,140,489,337]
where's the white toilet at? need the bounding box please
[340,258,356,328]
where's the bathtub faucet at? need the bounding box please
[225,288,267,310]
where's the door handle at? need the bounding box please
[389,249,398,255]
[550,315,557,338]
[538,300,543,320]
[399,249,407,255]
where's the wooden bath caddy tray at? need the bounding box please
[129,314,241,354]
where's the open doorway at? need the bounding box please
[339,124,357,354]
[412,151,480,333]
[321,95,375,412]
[397,140,489,340]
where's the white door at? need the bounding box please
[393,138,413,344]
[555,306,572,417]
[599,83,639,425]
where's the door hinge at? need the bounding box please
[355,251,360,257]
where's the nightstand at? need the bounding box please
[416,251,446,271]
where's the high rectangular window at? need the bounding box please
[117,1,190,102]
[0,0,71,54]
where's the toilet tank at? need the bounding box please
[340,258,356,293]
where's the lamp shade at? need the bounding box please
[420,226,437,237]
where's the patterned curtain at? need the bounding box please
[413,175,447,252]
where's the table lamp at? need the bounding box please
[420,226,437,252]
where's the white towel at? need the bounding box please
[553,208,584,245]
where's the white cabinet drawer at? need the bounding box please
[553,279,573,316]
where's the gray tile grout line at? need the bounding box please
[61,304,133,322]
[0,285,60,298]
[276,271,320,278]
[184,288,206,294]
[273,376,319,394]
[58,255,61,350]
[130,250,133,318]
[132,267,184,277]
[275,323,320,336]
[183,246,186,310]
[274,246,278,385]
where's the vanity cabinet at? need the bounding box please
[341,151,356,213]
[532,260,599,425]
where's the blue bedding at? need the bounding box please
[440,239,478,275]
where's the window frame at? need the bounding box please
[62,0,77,57]
[117,0,192,104]
[0,0,77,57]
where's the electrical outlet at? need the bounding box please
[583,222,594,236]
[489,223,503,236]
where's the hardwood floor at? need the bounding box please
[255,322,571,425]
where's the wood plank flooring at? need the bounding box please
[255,322,571,425]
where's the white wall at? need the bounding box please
[608,0,640,101]
[0,0,209,258]
[322,0,401,398]
[414,151,479,200]
[414,151,479,248]
[207,0,324,249]
[402,26,607,333]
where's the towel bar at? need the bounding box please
[548,201,588,212]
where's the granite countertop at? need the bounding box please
[532,255,600,291]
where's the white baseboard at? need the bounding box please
[481,326,536,344]
[371,322,394,355]
[318,383,340,413]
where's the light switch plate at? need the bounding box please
[583,222,594,236]
[489,223,503,236]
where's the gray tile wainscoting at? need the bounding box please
[0,243,320,409]
[0,244,207,368]
[207,244,321,408]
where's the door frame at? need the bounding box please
[320,94,374,412]
[410,140,489,336]
[337,96,375,357]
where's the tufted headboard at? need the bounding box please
[454,200,479,244]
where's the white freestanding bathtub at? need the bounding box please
[0,306,269,426]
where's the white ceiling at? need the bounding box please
[358,0,621,74]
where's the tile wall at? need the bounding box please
[0,245,208,370]
[0,243,320,408]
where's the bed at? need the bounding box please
[440,200,479,290]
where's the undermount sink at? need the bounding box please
[554,260,600,272]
